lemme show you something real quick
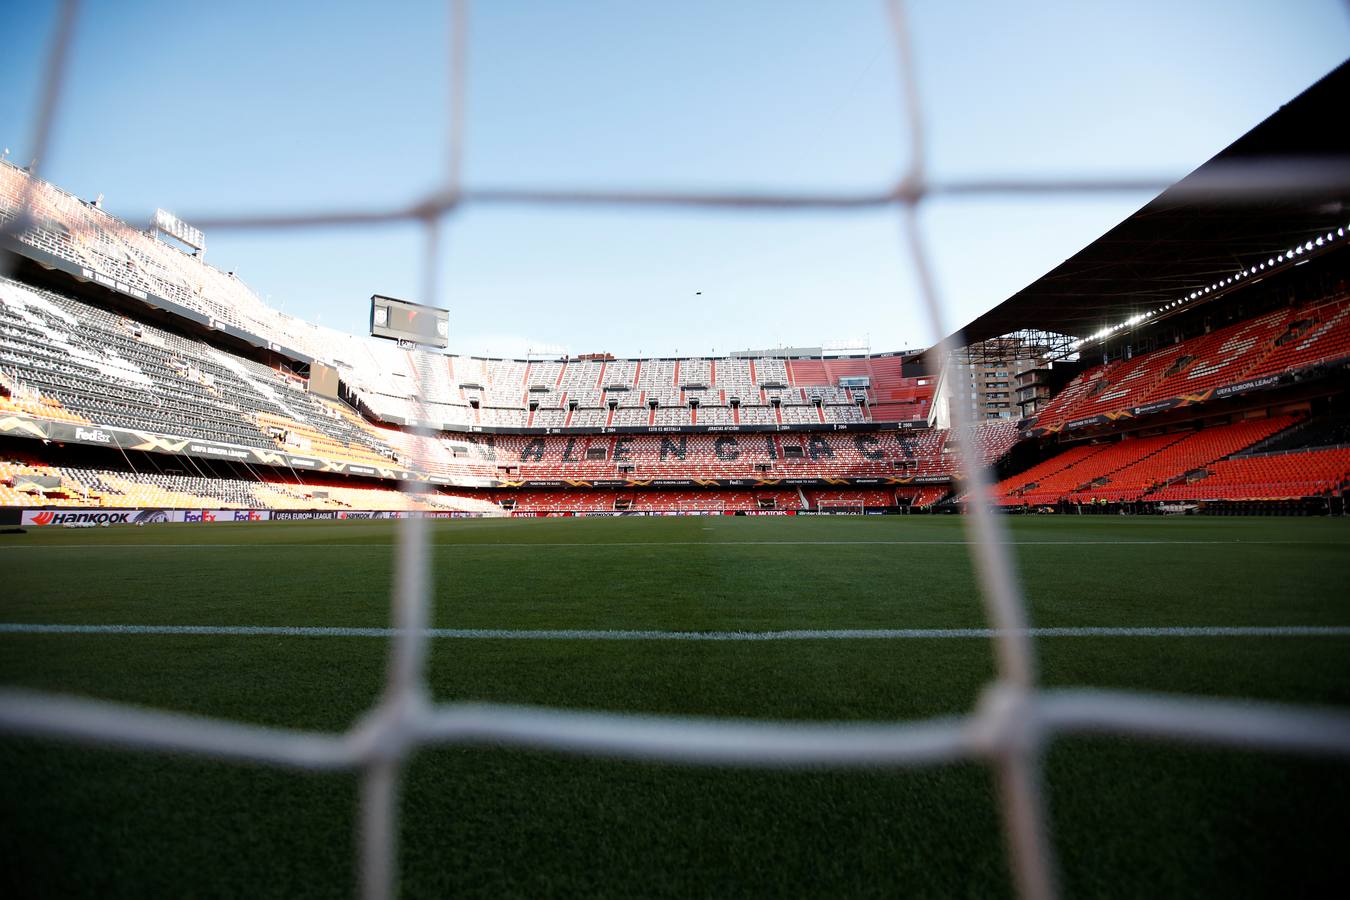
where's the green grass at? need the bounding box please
[2,515,1349,898]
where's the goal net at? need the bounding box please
[1,4,1348,900]
[818,500,866,514]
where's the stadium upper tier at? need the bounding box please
[0,161,933,432]
[1030,292,1350,434]
[0,276,397,459]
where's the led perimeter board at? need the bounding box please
[370,294,449,349]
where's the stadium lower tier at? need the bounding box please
[0,458,492,513]
[0,450,950,515]
[1146,447,1350,501]
[486,486,949,513]
[4,437,1346,516]
[996,413,1350,505]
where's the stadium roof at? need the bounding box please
[934,59,1350,356]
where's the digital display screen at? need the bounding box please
[309,362,341,399]
[370,295,449,348]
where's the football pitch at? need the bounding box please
[2,514,1349,898]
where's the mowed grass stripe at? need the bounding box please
[4,518,1347,633]
[4,623,1350,639]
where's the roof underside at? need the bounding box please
[936,59,1350,354]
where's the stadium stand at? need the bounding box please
[2,160,941,435]
[1241,296,1350,380]
[489,489,804,513]
[996,443,1105,496]
[1145,447,1350,501]
[1250,405,1350,454]
[3,158,1350,517]
[0,277,412,467]
[997,417,1321,505]
[1009,433,1191,507]
[1067,417,1297,502]
[0,452,500,514]
[803,487,949,510]
[1032,292,1350,435]
[459,427,1023,481]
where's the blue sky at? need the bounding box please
[3,1,1348,357]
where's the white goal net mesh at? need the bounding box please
[2,3,1349,899]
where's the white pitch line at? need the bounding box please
[0,539,1331,549]
[1,624,1348,640]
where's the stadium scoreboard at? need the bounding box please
[370,295,449,349]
